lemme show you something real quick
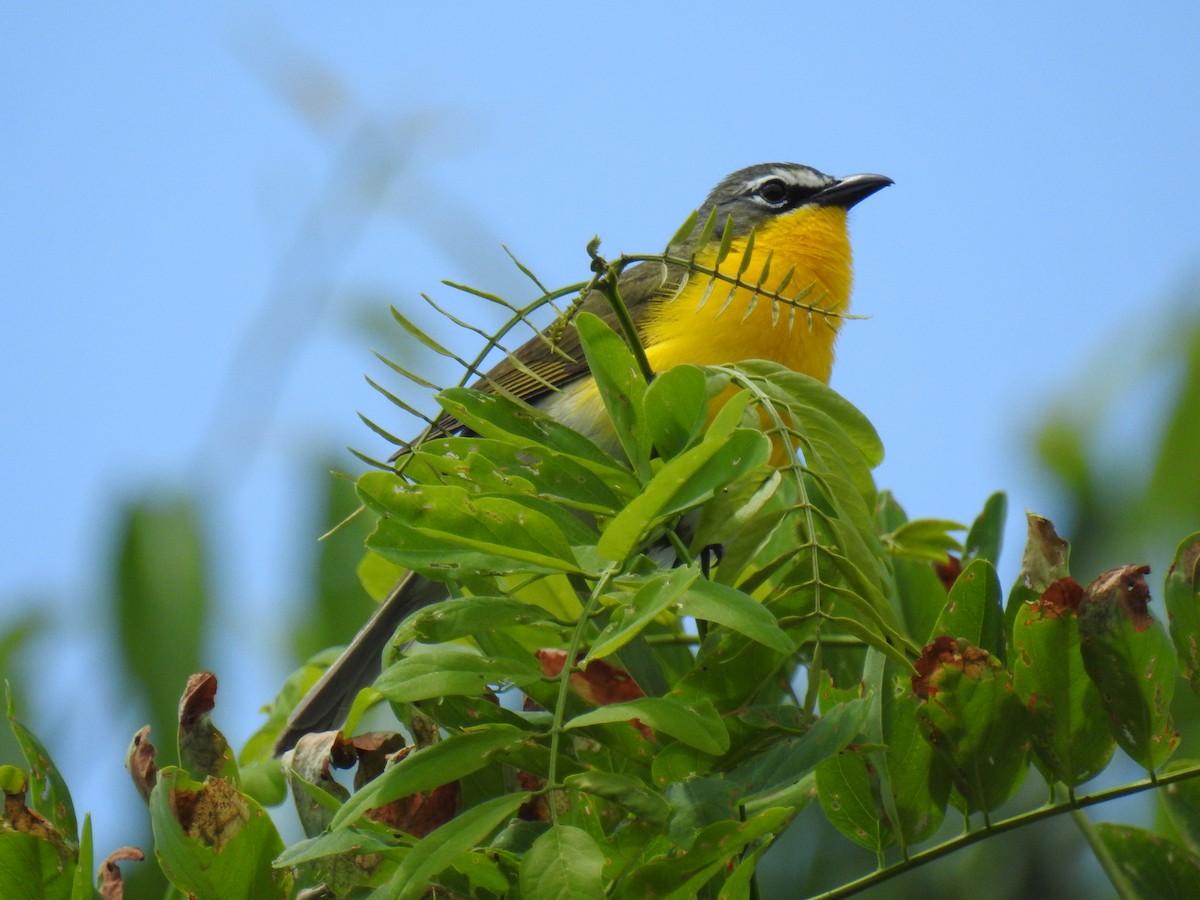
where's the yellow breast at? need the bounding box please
[642,205,854,384]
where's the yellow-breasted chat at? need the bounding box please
[274,162,891,753]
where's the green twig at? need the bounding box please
[586,241,654,384]
[809,762,1200,899]
[545,563,618,822]
[1070,807,1138,899]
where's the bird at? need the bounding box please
[274,162,892,754]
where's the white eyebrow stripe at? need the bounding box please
[744,175,781,193]
[742,168,827,196]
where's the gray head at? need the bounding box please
[671,162,892,254]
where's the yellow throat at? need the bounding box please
[642,204,854,384]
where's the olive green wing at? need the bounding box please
[426,261,671,435]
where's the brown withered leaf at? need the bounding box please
[1087,565,1154,632]
[350,732,407,790]
[1037,577,1086,618]
[536,649,652,739]
[286,731,357,837]
[99,846,145,900]
[2,775,61,846]
[934,555,963,592]
[1022,515,1071,592]
[290,731,357,795]
[363,744,460,837]
[409,712,440,749]
[126,726,158,804]
[912,635,963,700]
[367,782,459,837]
[535,650,646,705]
[170,777,249,849]
[179,672,218,729]
[178,672,235,779]
[517,771,551,822]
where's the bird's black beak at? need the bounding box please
[811,173,893,209]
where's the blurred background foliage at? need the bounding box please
[4,32,1200,900]
[1033,281,1200,582]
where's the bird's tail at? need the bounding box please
[273,570,444,755]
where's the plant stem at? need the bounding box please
[809,762,1200,899]
[545,564,617,823]
[1070,808,1138,899]
[587,249,654,384]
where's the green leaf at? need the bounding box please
[1011,583,1115,787]
[913,639,1029,813]
[403,443,538,495]
[397,596,565,646]
[1094,822,1200,897]
[332,726,527,829]
[816,744,884,852]
[718,839,772,900]
[963,491,1007,565]
[879,672,950,845]
[667,207,701,248]
[0,830,76,900]
[1078,565,1179,770]
[654,427,770,519]
[1161,760,1200,856]
[378,792,529,900]
[739,362,884,468]
[5,685,77,841]
[587,568,699,663]
[735,697,872,803]
[518,825,605,899]
[565,697,728,755]
[599,408,769,563]
[563,771,670,826]
[594,819,666,888]
[643,364,709,460]
[816,672,945,854]
[411,436,632,513]
[885,518,965,563]
[69,814,92,900]
[650,742,716,786]
[453,848,511,895]
[1165,532,1200,696]
[150,768,288,900]
[373,648,544,702]
[878,493,952,645]
[664,777,737,850]
[436,386,618,471]
[931,558,1005,661]
[272,825,396,869]
[575,311,651,475]
[673,629,791,716]
[620,807,792,898]
[360,477,585,577]
[677,579,793,654]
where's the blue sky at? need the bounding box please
[4,3,1200,856]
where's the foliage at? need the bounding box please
[5,255,1200,899]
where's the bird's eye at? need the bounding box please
[755,179,790,206]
